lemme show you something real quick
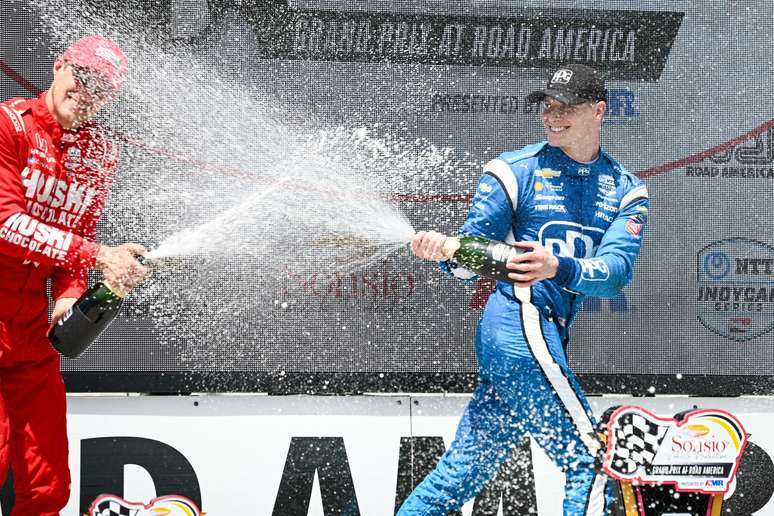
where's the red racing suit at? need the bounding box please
[0,92,117,515]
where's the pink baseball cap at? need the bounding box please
[63,35,128,95]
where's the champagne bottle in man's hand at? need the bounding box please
[441,235,525,283]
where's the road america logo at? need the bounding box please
[87,494,204,516]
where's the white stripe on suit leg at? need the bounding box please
[513,287,600,457]
[585,473,608,516]
[516,288,607,515]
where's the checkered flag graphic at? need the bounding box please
[93,499,139,516]
[608,412,669,475]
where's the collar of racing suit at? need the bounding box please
[30,92,64,145]
[545,144,607,177]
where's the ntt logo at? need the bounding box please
[696,238,774,342]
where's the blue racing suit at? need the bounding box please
[398,142,649,515]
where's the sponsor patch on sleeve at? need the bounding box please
[626,218,644,237]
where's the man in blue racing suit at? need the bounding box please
[400,64,649,515]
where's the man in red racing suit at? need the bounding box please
[0,36,147,515]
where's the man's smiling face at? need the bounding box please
[541,97,597,147]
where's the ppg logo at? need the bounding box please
[546,230,596,258]
[539,222,605,259]
[539,222,609,281]
[551,69,573,84]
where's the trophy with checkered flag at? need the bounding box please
[607,410,670,476]
[600,405,747,492]
[87,494,204,516]
[599,405,748,515]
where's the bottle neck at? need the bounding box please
[99,282,126,300]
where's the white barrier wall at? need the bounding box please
[58,395,774,515]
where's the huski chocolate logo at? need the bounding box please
[696,238,774,341]
[179,1,683,81]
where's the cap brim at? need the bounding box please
[526,88,588,105]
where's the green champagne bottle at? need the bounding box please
[441,235,524,282]
[48,282,124,358]
[47,255,169,358]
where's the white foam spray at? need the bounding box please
[30,0,474,371]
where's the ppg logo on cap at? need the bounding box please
[551,69,573,85]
